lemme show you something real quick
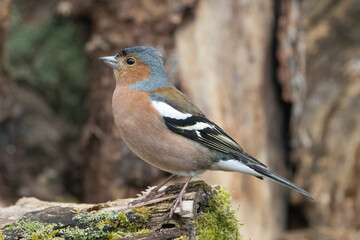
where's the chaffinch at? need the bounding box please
[100,46,315,217]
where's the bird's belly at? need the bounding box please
[120,124,211,176]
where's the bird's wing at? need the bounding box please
[149,89,316,201]
[149,90,266,167]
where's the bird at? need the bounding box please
[99,46,315,217]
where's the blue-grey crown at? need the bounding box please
[118,46,163,68]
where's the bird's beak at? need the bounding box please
[99,56,119,69]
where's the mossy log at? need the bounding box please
[0,181,241,240]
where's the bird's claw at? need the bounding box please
[167,194,184,219]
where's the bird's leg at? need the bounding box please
[168,176,192,218]
[130,174,177,206]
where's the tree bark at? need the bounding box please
[176,1,288,240]
[289,0,360,231]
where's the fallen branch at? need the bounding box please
[0,181,241,239]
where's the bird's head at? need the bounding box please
[99,46,169,91]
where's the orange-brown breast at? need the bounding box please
[111,86,213,175]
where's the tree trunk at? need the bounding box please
[176,1,287,239]
[289,0,360,233]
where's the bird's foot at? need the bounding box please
[167,192,184,219]
[167,176,192,219]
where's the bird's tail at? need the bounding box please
[250,163,316,201]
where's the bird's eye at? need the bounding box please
[126,58,135,65]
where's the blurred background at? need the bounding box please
[0,0,359,239]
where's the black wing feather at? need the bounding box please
[163,115,266,167]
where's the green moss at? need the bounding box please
[174,236,190,240]
[134,229,152,235]
[133,207,153,222]
[1,209,153,240]
[106,232,123,239]
[4,219,60,240]
[0,232,6,240]
[194,186,242,240]
[191,181,212,192]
